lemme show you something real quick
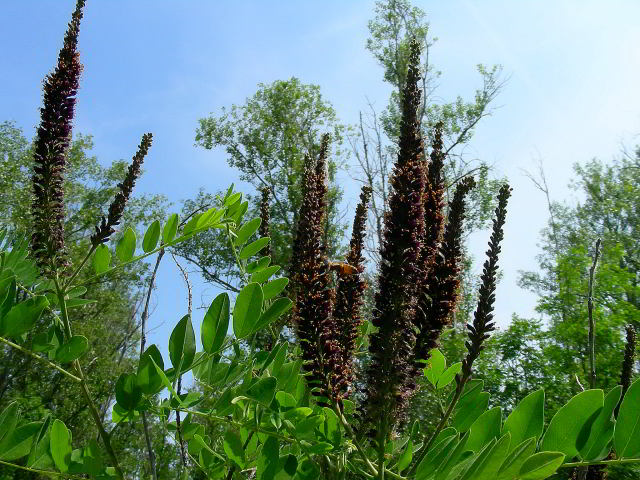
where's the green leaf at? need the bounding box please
[307,442,334,454]
[142,220,161,253]
[453,391,490,433]
[424,348,446,386]
[614,378,640,458]
[55,335,89,363]
[202,293,229,354]
[116,227,136,262]
[437,362,461,389]
[518,452,565,480]
[27,430,53,469]
[396,437,413,472]
[276,391,297,410]
[296,414,324,438]
[115,373,142,411]
[224,192,242,207]
[234,218,261,246]
[0,278,16,319]
[183,213,201,235]
[230,201,249,224]
[137,344,164,394]
[233,283,264,339]
[581,385,621,461]
[65,298,97,308]
[497,437,537,480]
[0,421,41,461]
[50,419,72,472]
[255,298,292,334]
[169,314,196,371]
[470,432,511,480]
[0,402,19,446]
[459,438,497,480]
[247,256,271,274]
[223,430,245,468]
[263,277,289,301]
[65,286,87,299]
[467,406,502,453]
[1,295,48,338]
[435,432,469,480]
[257,436,280,480]
[239,237,270,260]
[81,439,104,475]
[92,244,111,274]
[323,407,342,447]
[503,389,545,451]
[251,265,281,284]
[246,377,277,405]
[163,213,179,244]
[151,357,185,406]
[541,389,603,460]
[415,434,459,480]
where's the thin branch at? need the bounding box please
[139,248,165,480]
[0,336,81,382]
[587,238,602,389]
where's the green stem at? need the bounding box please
[334,402,378,477]
[562,458,640,468]
[180,408,293,444]
[0,335,81,382]
[63,243,97,290]
[408,374,467,477]
[587,238,601,389]
[0,460,87,479]
[54,277,125,480]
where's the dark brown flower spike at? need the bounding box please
[31,0,86,272]
[91,133,153,246]
[291,134,342,404]
[419,122,446,278]
[332,185,372,399]
[616,325,636,417]
[415,176,476,362]
[362,39,426,438]
[259,187,271,258]
[461,183,511,380]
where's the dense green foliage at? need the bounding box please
[0,1,637,480]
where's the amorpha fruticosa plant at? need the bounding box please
[0,2,638,480]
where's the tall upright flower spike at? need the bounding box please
[31,0,86,272]
[292,135,342,403]
[619,325,636,408]
[259,187,271,258]
[362,39,426,438]
[419,123,446,277]
[91,133,153,246]
[415,176,476,362]
[461,183,511,380]
[289,153,316,289]
[332,185,372,399]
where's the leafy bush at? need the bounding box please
[0,2,637,480]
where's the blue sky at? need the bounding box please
[2,1,640,366]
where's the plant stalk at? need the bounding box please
[0,336,81,382]
[587,238,601,389]
[139,247,165,480]
[54,277,125,480]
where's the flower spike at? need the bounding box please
[31,0,86,272]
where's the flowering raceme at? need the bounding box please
[31,0,86,272]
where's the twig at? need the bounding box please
[171,252,191,468]
[0,336,81,383]
[587,238,601,389]
[139,247,165,480]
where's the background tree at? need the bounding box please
[190,78,349,286]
